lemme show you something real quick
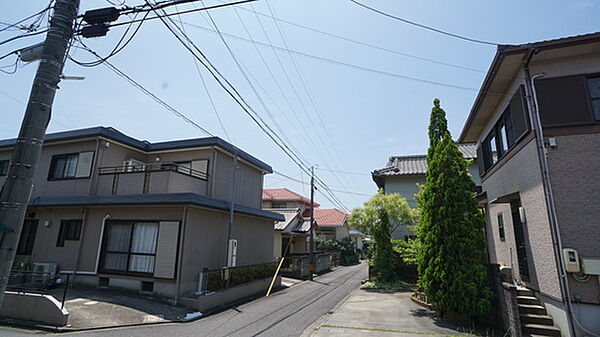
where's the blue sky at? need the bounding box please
[1,0,598,210]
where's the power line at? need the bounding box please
[0,1,53,34]
[349,0,500,46]
[181,21,486,93]
[98,0,257,30]
[72,41,215,137]
[264,0,356,193]
[272,170,372,197]
[316,168,371,176]
[227,0,487,73]
[0,29,48,47]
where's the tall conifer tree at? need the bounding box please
[417,99,491,317]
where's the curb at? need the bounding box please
[0,285,289,333]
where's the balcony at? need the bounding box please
[96,162,208,196]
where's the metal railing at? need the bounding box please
[98,161,208,181]
[281,253,331,279]
[7,271,56,294]
[7,271,71,309]
[199,262,278,294]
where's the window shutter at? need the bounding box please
[535,76,592,127]
[510,86,530,141]
[154,221,180,278]
[476,144,485,177]
[75,151,94,178]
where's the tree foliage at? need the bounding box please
[416,99,491,317]
[348,190,413,281]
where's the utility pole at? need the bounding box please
[0,0,80,306]
[308,166,315,281]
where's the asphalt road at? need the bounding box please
[0,262,368,337]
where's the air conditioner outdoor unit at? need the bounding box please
[32,262,59,278]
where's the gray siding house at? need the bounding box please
[371,143,480,239]
[459,33,600,337]
[0,127,283,301]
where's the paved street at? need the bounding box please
[303,287,470,337]
[0,262,367,337]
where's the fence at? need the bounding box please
[200,262,277,294]
[281,253,332,279]
[7,271,70,309]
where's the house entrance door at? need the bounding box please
[511,202,530,281]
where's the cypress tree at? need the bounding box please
[417,99,491,317]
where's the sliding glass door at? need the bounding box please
[101,221,159,275]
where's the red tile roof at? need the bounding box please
[313,208,348,226]
[262,188,319,207]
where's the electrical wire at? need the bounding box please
[173,5,231,142]
[96,0,257,30]
[72,41,214,137]
[71,11,151,68]
[349,0,500,46]
[181,21,490,93]
[227,0,487,73]
[151,7,349,210]
[263,0,356,191]
[0,29,48,47]
[0,0,54,34]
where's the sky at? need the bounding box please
[1,0,599,211]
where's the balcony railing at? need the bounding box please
[96,161,209,196]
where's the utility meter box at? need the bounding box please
[227,239,238,267]
[562,248,580,273]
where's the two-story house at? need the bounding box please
[459,33,600,337]
[262,188,318,258]
[313,208,350,242]
[0,127,283,302]
[371,143,480,239]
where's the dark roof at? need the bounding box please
[459,31,600,143]
[28,193,285,221]
[371,143,477,189]
[0,126,272,172]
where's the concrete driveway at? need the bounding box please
[303,288,474,337]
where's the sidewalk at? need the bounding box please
[303,288,474,337]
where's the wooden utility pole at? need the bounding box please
[308,166,315,281]
[0,0,80,306]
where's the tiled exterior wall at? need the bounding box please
[482,138,562,299]
[546,133,600,304]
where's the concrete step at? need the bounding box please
[519,304,548,315]
[520,313,554,326]
[517,288,535,297]
[522,324,561,337]
[518,295,542,306]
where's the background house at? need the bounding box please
[0,127,283,302]
[371,144,479,239]
[459,33,600,337]
[262,188,319,258]
[313,208,350,242]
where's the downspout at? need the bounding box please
[88,138,101,196]
[71,208,87,285]
[225,149,238,267]
[523,49,578,337]
[175,205,188,305]
[94,213,111,273]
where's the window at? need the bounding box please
[0,160,9,176]
[588,77,600,120]
[48,151,94,180]
[56,220,82,247]
[17,220,38,255]
[101,221,159,275]
[272,202,287,209]
[478,86,531,175]
[497,214,505,242]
